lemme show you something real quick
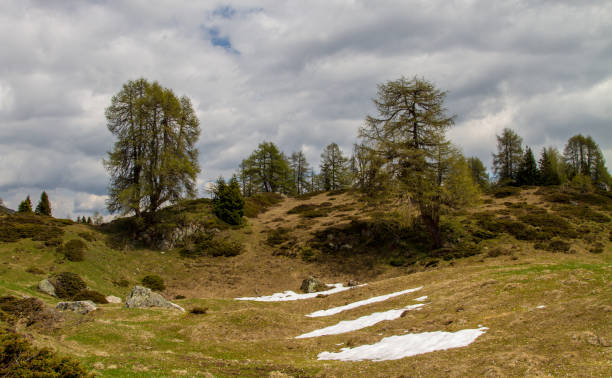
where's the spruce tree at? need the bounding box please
[516,147,539,186]
[538,147,564,186]
[320,143,349,191]
[35,191,52,216]
[492,128,523,184]
[18,196,33,213]
[213,176,245,225]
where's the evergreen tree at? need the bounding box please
[86,217,92,224]
[538,147,565,186]
[239,142,293,194]
[18,196,33,213]
[104,78,200,219]
[290,151,310,195]
[213,176,245,225]
[320,143,349,191]
[35,191,52,216]
[492,128,523,184]
[466,157,490,189]
[516,147,539,186]
[360,76,478,248]
[564,134,610,187]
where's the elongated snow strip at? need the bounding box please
[234,283,365,302]
[317,327,488,361]
[414,296,428,302]
[306,287,422,317]
[296,304,424,339]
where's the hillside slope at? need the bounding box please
[0,187,610,376]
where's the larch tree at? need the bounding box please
[240,142,293,194]
[290,151,310,195]
[492,128,523,184]
[360,76,478,248]
[466,157,489,189]
[104,78,200,220]
[564,134,610,187]
[320,142,349,191]
[35,191,52,216]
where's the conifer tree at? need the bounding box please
[360,76,478,248]
[213,176,245,225]
[35,191,52,216]
[87,217,92,224]
[320,143,349,191]
[516,147,539,186]
[538,147,565,186]
[466,157,490,189]
[239,142,293,194]
[290,151,310,195]
[492,128,523,184]
[104,78,200,220]
[18,196,33,213]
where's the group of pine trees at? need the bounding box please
[491,128,611,189]
[16,192,52,216]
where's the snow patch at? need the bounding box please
[296,304,424,339]
[306,287,422,317]
[536,305,546,309]
[414,296,428,302]
[317,327,488,361]
[234,283,364,302]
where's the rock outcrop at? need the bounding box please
[125,286,184,312]
[300,277,328,293]
[38,279,57,297]
[105,295,121,304]
[56,300,97,314]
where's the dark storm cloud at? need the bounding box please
[1,0,611,216]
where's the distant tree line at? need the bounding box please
[16,192,52,216]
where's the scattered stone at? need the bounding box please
[125,286,185,311]
[56,300,97,314]
[38,279,56,297]
[347,280,360,287]
[300,277,328,293]
[105,295,121,304]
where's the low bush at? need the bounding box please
[25,267,45,275]
[49,272,87,299]
[0,214,65,243]
[179,233,243,258]
[266,228,294,246]
[519,210,577,238]
[58,239,87,262]
[78,232,96,242]
[244,193,284,218]
[492,186,521,198]
[71,290,107,304]
[141,275,165,291]
[0,325,89,377]
[189,306,207,315]
[589,242,604,254]
[0,296,58,328]
[174,295,186,300]
[535,239,571,253]
[553,205,611,224]
[113,279,130,287]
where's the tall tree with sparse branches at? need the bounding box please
[492,128,523,184]
[320,143,349,191]
[104,78,200,220]
[360,76,478,248]
[290,151,310,195]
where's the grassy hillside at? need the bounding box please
[0,187,610,376]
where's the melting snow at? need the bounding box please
[536,305,546,309]
[296,304,424,339]
[414,296,428,302]
[317,327,488,361]
[234,283,364,302]
[306,287,422,317]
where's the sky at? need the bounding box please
[0,0,611,219]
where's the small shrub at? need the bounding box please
[300,246,317,262]
[492,186,520,198]
[49,272,86,299]
[180,233,243,258]
[266,228,294,246]
[536,239,571,253]
[78,232,96,242]
[113,279,129,287]
[58,239,87,262]
[189,306,208,315]
[589,242,604,254]
[174,295,186,300]
[0,325,90,376]
[141,275,165,291]
[25,267,44,275]
[487,247,512,258]
[44,238,63,247]
[71,289,107,304]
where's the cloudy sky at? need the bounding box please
[1,0,611,219]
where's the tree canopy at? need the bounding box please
[18,196,32,213]
[320,143,349,191]
[35,191,51,216]
[239,141,293,195]
[104,78,200,219]
[492,128,523,184]
[360,76,477,248]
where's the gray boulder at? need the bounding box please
[38,279,57,297]
[105,295,121,304]
[125,286,185,312]
[300,277,328,293]
[56,300,97,314]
